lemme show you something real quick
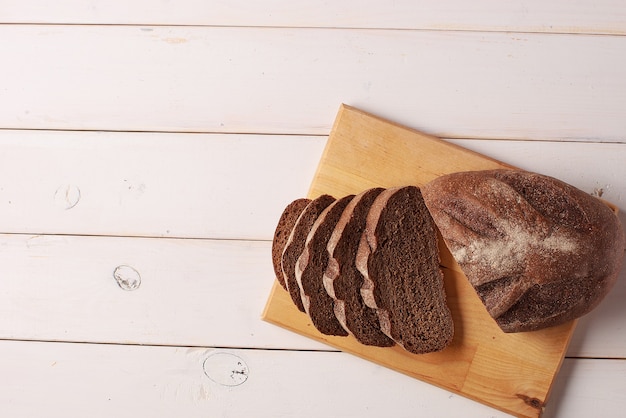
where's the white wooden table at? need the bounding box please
[1,2,625,417]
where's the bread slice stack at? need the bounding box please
[272,169,626,353]
[272,185,454,354]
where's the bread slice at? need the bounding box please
[272,198,311,290]
[282,194,336,312]
[356,186,453,354]
[295,195,355,336]
[324,187,394,347]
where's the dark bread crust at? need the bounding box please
[324,187,394,346]
[272,198,311,289]
[295,195,354,336]
[282,195,336,312]
[356,186,454,353]
[422,169,626,332]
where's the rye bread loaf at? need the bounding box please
[295,195,354,336]
[422,169,626,332]
[282,194,336,312]
[324,187,395,347]
[355,186,454,353]
[272,198,311,290]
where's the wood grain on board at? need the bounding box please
[263,105,578,418]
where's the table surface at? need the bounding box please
[1,2,625,417]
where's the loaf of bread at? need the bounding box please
[422,169,625,332]
[271,168,624,352]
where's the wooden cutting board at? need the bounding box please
[262,104,576,418]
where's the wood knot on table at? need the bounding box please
[516,393,545,410]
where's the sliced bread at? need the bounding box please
[272,198,311,290]
[281,194,336,312]
[295,195,355,336]
[356,186,454,354]
[324,187,395,347]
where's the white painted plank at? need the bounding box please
[0,232,623,358]
[2,26,626,141]
[0,340,624,417]
[0,340,516,418]
[0,130,326,240]
[543,358,626,417]
[0,234,330,350]
[2,1,626,35]
[1,131,625,240]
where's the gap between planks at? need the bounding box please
[1,127,623,146]
[0,231,273,243]
[0,338,339,353]
[0,126,328,138]
[1,22,626,37]
[2,338,622,361]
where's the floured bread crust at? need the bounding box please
[422,169,626,332]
